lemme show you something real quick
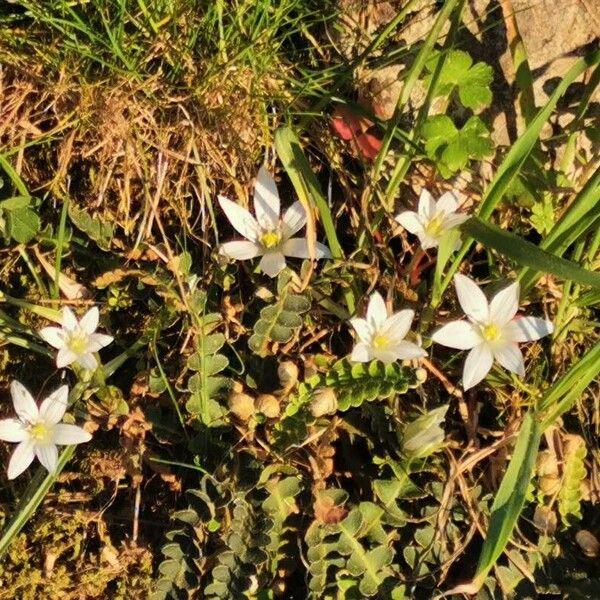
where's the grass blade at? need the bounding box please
[275,126,355,313]
[0,446,76,559]
[461,217,600,290]
[540,341,600,428]
[470,410,542,590]
[275,126,342,259]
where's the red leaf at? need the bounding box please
[356,132,382,160]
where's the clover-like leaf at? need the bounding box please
[426,49,493,110]
[422,115,494,178]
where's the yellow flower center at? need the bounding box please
[481,323,501,342]
[29,422,50,441]
[424,215,445,238]
[68,332,89,354]
[261,230,281,249]
[372,334,389,349]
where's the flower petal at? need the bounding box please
[462,344,494,390]
[35,443,58,474]
[493,343,525,376]
[218,195,260,242]
[281,201,307,238]
[418,233,440,250]
[392,341,427,360]
[432,320,482,350]
[436,190,459,214]
[504,316,554,342]
[10,380,39,422]
[39,385,69,425]
[56,347,78,368]
[7,440,35,479]
[381,309,414,341]
[350,342,372,363]
[372,348,401,364]
[77,353,98,371]
[0,418,29,442]
[39,326,66,349]
[281,238,331,259]
[395,211,423,235]
[258,252,287,278]
[350,318,372,344]
[220,240,262,260]
[253,166,280,230]
[489,281,520,325]
[53,423,92,445]
[418,189,436,220]
[79,307,99,334]
[442,213,469,229]
[454,274,489,323]
[87,333,114,353]
[366,292,388,330]
[62,307,78,331]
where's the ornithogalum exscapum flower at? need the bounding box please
[218,166,331,277]
[350,291,426,364]
[0,381,91,479]
[432,274,554,389]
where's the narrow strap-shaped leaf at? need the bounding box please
[0,446,76,559]
[275,126,342,260]
[470,411,541,589]
[540,341,600,428]
[461,217,600,290]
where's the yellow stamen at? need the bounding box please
[261,230,281,249]
[424,215,445,238]
[29,422,49,441]
[68,332,89,354]
[481,324,501,342]
[372,334,389,349]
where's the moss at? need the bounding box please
[0,509,153,599]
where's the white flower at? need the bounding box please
[218,166,331,277]
[39,306,113,370]
[350,291,426,364]
[432,274,554,390]
[395,189,469,250]
[0,381,91,479]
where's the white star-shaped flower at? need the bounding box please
[395,189,469,250]
[39,306,113,370]
[0,381,91,479]
[218,166,331,278]
[350,291,426,364]
[431,274,554,390]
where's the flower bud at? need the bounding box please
[402,405,448,458]
[310,387,337,418]
[256,394,280,418]
[278,361,298,394]
[228,392,255,421]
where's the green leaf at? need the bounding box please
[426,49,493,109]
[461,216,600,290]
[249,283,310,356]
[7,206,40,243]
[472,411,542,589]
[0,195,32,210]
[69,203,114,250]
[422,115,493,178]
